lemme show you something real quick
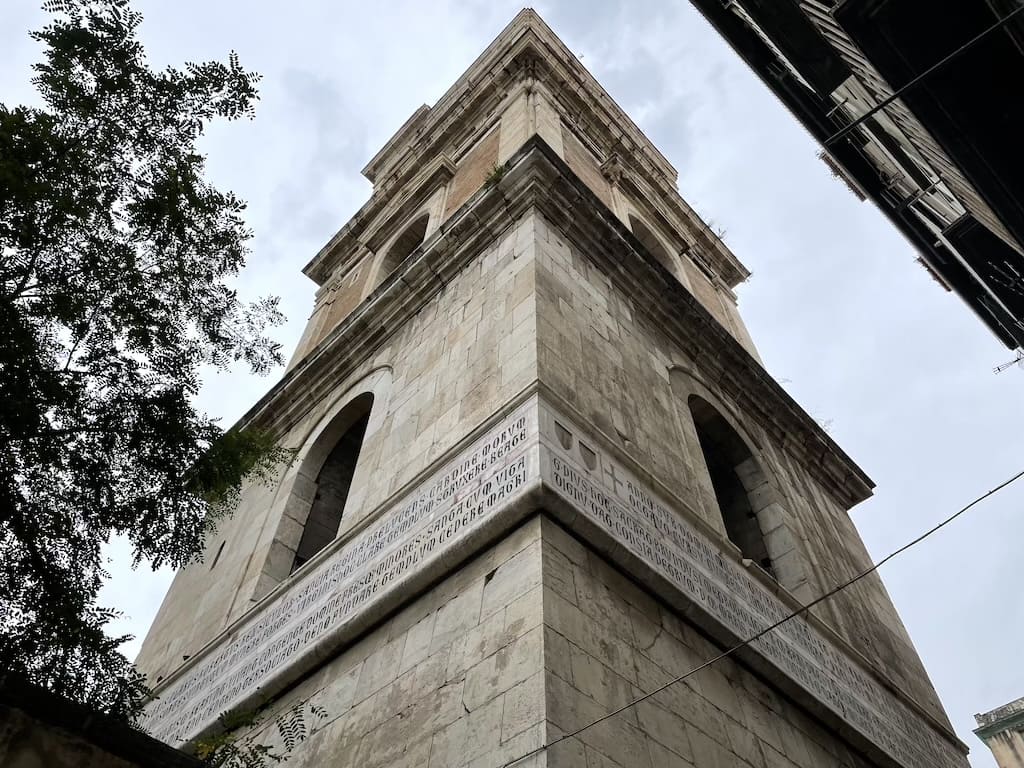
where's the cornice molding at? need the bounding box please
[517,139,872,507]
[974,709,1024,741]
[507,37,749,288]
[244,136,872,509]
[306,10,747,290]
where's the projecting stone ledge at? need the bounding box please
[975,696,1024,768]
[140,392,966,768]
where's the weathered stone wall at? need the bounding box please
[561,127,614,211]
[539,517,884,768]
[292,79,756,365]
[444,127,501,220]
[220,518,547,768]
[176,515,955,768]
[140,198,948,751]
[137,16,960,764]
[319,258,375,344]
[686,264,738,340]
[136,213,540,683]
[983,729,1024,768]
[531,209,948,727]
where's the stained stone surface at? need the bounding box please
[205,518,551,768]
[136,211,541,683]
[136,9,968,768]
[142,402,539,744]
[141,398,964,768]
[537,404,963,768]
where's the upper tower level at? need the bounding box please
[290,9,758,367]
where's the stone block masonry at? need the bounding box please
[142,401,540,745]
[535,403,962,768]
[538,516,876,768]
[140,396,967,767]
[147,499,963,768]
[219,517,550,768]
[136,209,541,682]
[135,9,971,767]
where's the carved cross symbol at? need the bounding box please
[603,461,627,496]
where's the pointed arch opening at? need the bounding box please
[291,393,374,573]
[380,213,429,279]
[688,395,774,576]
[628,214,675,275]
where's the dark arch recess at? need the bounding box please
[628,214,675,275]
[380,214,430,278]
[291,393,374,573]
[688,395,774,575]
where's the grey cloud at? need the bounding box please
[538,0,682,47]
[269,68,369,245]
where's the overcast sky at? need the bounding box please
[3,2,1023,765]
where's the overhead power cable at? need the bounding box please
[823,2,1024,147]
[500,467,1024,768]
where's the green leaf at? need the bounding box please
[1,0,282,719]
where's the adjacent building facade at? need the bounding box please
[687,0,1024,353]
[136,11,970,767]
[976,697,1024,768]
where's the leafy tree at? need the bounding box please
[0,0,287,717]
[195,703,327,767]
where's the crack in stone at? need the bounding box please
[641,623,663,652]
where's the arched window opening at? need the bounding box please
[380,214,429,278]
[688,396,774,576]
[291,394,373,573]
[628,215,675,275]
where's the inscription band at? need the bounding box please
[142,405,536,744]
[540,409,962,768]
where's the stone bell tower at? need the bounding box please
[136,11,970,768]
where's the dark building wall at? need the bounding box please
[0,676,199,768]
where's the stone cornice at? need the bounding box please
[507,35,750,288]
[360,105,431,184]
[974,709,1024,740]
[363,155,456,255]
[520,138,873,507]
[145,390,957,761]
[975,696,1024,739]
[243,136,872,509]
[306,9,746,290]
[241,150,531,438]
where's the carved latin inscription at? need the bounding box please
[143,397,962,768]
[541,409,963,768]
[142,404,536,744]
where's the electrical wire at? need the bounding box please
[822,2,1024,147]
[500,467,1024,768]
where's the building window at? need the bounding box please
[380,213,429,280]
[291,394,373,573]
[628,214,675,275]
[688,395,774,576]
